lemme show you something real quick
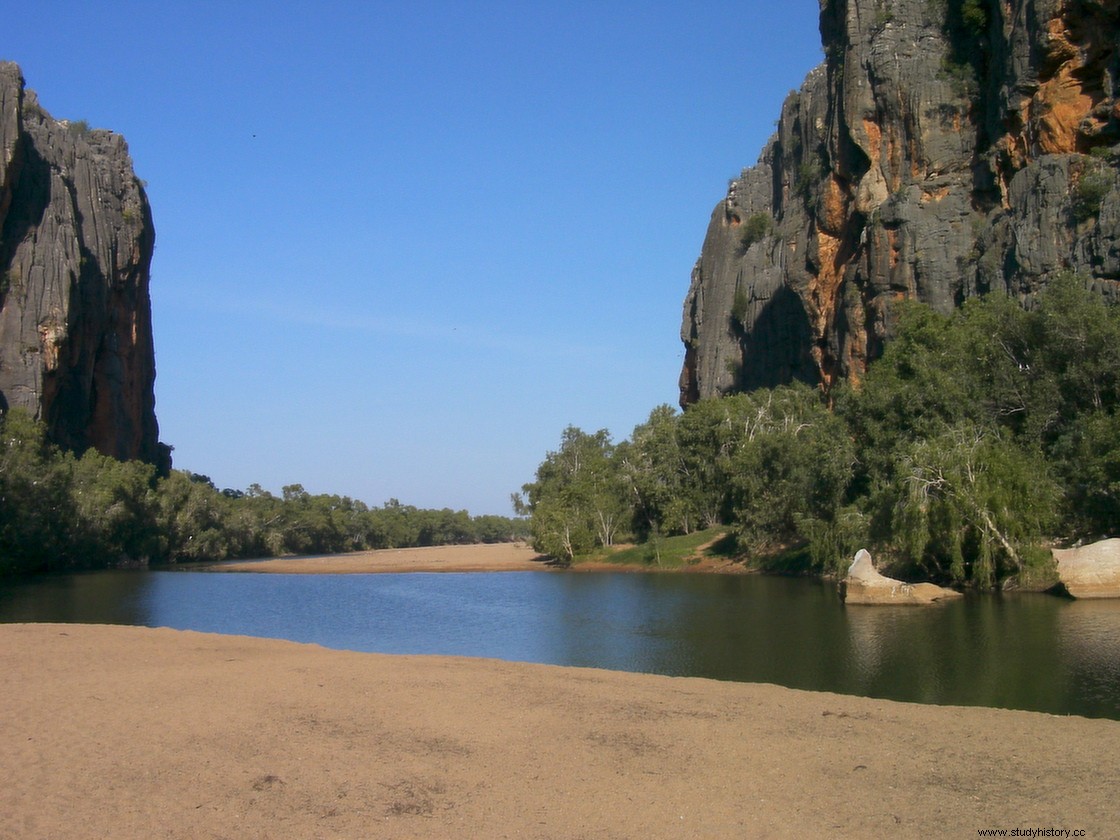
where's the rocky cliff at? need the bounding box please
[680,0,1120,404]
[0,62,164,467]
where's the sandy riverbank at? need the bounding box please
[2,623,1117,838]
[214,541,549,574]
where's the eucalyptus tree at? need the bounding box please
[68,447,160,564]
[0,409,75,573]
[835,301,987,496]
[514,426,629,563]
[724,383,854,552]
[153,470,235,562]
[674,396,751,529]
[619,404,695,538]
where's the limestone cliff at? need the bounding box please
[680,0,1120,404]
[0,62,165,467]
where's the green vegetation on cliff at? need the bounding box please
[520,276,1120,587]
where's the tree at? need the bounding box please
[269,485,345,555]
[1050,409,1120,539]
[515,426,629,562]
[619,405,694,538]
[416,508,475,546]
[473,514,529,543]
[674,396,751,529]
[724,384,854,551]
[889,424,1057,586]
[68,448,159,564]
[153,470,233,562]
[1031,273,1120,430]
[836,300,986,493]
[0,409,75,573]
[371,498,422,548]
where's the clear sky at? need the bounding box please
[6,1,824,515]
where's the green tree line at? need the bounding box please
[0,418,528,576]
[517,275,1120,587]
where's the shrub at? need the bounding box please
[1072,168,1111,223]
[961,0,987,34]
[873,2,895,32]
[1,267,21,296]
[938,57,979,102]
[796,162,817,201]
[731,287,751,328]
[740,213,773,251]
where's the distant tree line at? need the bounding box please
[516,275,1120,588]
[0,417,528,576]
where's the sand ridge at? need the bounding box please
[2,623,1118,839]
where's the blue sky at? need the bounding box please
[6,1,823,515]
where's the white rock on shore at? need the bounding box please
[1053,539,1120,599]
[842,549,962,605]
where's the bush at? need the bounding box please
[1072,168,1111,223]
[740,213,773,251]
[803,506,869,576]
[795,162,816,201]
[731,287,751,327]
[961,0,987,34]
[938,57,979,101]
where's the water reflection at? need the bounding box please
[843,594,1094,713]
[0,570,153,626]
[1058,600,1120,712]
[1,569,1118,719]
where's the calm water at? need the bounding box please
[2,568,1118,719]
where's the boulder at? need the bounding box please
[1052,539,1120,599]
[841,549,961,606]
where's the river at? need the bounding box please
[2,567,1118,718]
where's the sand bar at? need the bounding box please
[214,541,549,574]
[2,623,1118,839]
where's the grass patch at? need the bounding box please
[573,528,731,570]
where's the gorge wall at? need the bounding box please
[0,62,164,467]
[680,0,1120,404]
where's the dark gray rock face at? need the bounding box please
[0,62,164,467]
[681,0,1120,404]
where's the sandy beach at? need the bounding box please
[214,542,549,574]
[210,541,741,575]
[2,623,1118,839]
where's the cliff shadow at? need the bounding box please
[734,283,815,391]
[0,139,51,297]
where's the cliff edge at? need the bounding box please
[681,0,1120,404]
[0,62,164,467]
